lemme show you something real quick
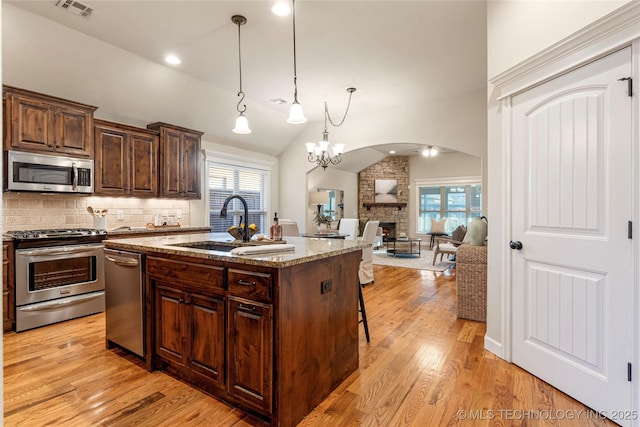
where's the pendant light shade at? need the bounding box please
[231,15,251,134]
[233,113,251,134]
[287,101,307,124]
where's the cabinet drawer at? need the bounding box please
[148,257,224,290]
[228,269,272,302]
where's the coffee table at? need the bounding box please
[386,237,422,257]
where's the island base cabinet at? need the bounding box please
[227,297,273,416]
[153,282,226,394]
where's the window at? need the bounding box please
[207,161,270,234]
[417,183,482,234]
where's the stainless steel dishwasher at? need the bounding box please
[104,249,144,357]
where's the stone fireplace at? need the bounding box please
[358,156,409,236]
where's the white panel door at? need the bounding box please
[511,47,633,424]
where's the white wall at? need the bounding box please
[280,88,488,231]
[486,0,632,358]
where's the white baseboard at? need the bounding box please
[484,335,506,360]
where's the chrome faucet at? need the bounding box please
[220,194,251,242]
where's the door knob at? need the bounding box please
[509,240,523,250]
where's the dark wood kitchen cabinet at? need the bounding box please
[227,297,273,415]
[3,86,97,158]
[134,247,363,427]
[148,257,227,394]
[94,119,159,197]
[146,122,202,199]
[154,282,226,392]
[147,256,274,418]
[3,240,14,332]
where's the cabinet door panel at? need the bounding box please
[228,297,272,415]
[161,129,182,197]
[182,133,201,198]
[95,127,128,194]
[130,132,157,196]
[190,293,225,388]
[155,284,186,366]
[11,96,54,151]
[55,106,93,156]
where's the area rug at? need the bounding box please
[372,248,454,272]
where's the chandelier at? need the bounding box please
[306,87,356,170]
[231,15,251,134]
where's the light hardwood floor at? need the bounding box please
[4,265,617,426]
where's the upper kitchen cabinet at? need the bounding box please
[3,86,97,158]
[147,122,203,199]
[94,119,159,197]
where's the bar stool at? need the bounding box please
[357,220,379,342]
[358,281,370,342]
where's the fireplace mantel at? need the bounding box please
[363,203,407,211]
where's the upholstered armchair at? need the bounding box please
[431,225,466,265]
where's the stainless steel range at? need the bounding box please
[6,228,107,332]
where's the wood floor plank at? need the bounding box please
[3,264,618,426]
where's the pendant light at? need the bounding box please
[286,0,307,124]
[232,15,251,134]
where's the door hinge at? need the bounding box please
[618,77,632,97]
[628,221,632,239]
[628,363,632,382]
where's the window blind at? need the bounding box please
[207,161,270,234]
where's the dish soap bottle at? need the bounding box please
[270,212,282,241]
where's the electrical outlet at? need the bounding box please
[117,210,124,220]
[176,209,183,219]
[321,279,332,294]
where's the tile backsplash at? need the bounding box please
[2,192,191,231]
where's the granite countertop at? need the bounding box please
[103,232,369,268]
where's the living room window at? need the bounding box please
[207,160,270,233]
[416,182,482,234]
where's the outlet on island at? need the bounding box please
[117,210,124,220]
[321,279,332,294]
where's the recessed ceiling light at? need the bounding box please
[389,150,396,154]
[164,54,181,65]
[271,2,291,16]
[270,98,288,105]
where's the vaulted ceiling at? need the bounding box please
[5,0,487,157]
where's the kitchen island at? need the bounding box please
[103,233,368,427]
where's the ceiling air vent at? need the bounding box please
[55,0,93,18]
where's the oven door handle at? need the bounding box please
[18,245,103,257]
[72,162,78,191]
[105,255,139,267]
[18,292,104,312]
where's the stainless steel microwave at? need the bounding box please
[5,150,94,193]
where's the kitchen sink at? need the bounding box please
[169,241,254,252]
